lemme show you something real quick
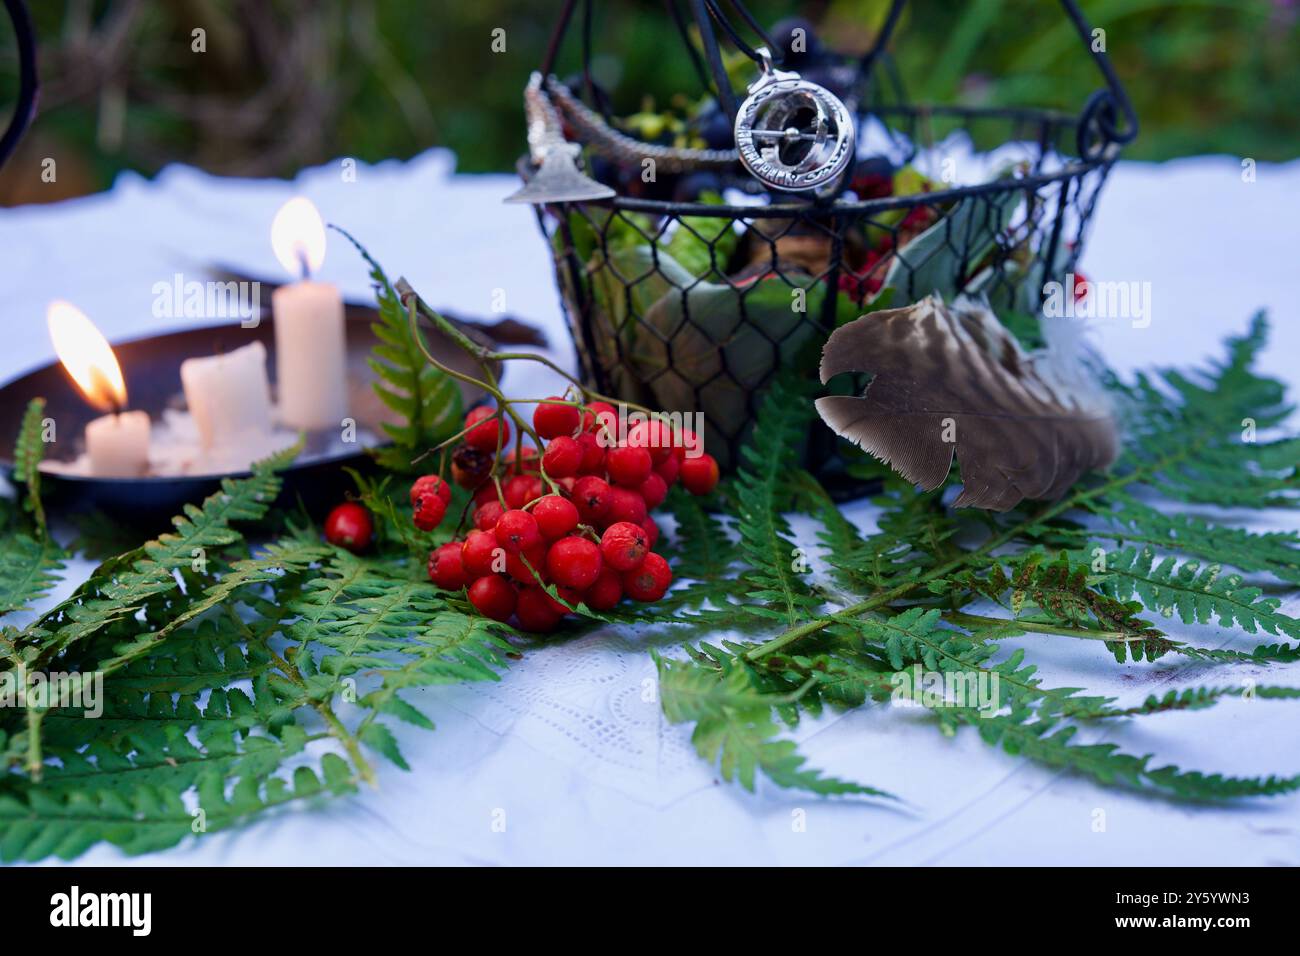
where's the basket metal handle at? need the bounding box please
[859,0,1137,160]
[0,0,38,170]
[1057,0,1139,158]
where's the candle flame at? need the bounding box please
[47,300,128,413]
[270,196,327,277]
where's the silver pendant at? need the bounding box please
[733,47,854,193]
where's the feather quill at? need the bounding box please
[815,294,1118,510]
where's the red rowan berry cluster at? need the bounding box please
[412,397,719,632]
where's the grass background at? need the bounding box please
[0,0,1297,205]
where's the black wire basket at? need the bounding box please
[524,0,1137,474]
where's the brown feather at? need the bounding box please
[815,295,1118,511]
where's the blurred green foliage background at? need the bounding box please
[0,0,1296,204]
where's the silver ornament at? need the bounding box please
[733,47,855,194]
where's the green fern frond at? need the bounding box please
[0,740,355,862]
[0,530,66,618]
[1092,545,1300,646]
[12,398,49,531]
[729,378,823,625]
[22,441,301,663]
[655,652,892,798]
[968,708,1300,800]
[333,226,462,468]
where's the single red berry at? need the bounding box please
[576,431,606,474]
[504,474,543,510]
[427,542,467,590]
[532,494,579,539]
[505,542,548,585]
[1073,270,1089,304]
[461,529,502,579]
[464,405,509,452]
[515,585,564,632]
[604,486,648,527]
[546,536,603,590]
[627,419,673,465]
[324,503,372,553]
[607,445,653,487]
[623,552,672,602]
[533,397,581,440]
[474,483,501,508]
[584,401,619,437]
[495,509,542,553]
[474,499,505,532]
[542,436,583,478]
[654,452,680,487]
[503,446,541,474]
[641,515,660,550]
[542,585,581,616]
[679,453,720,495]
[412,492,447,531]
[410,474,452,509]
[583,568,624,610]
[600,521,648,572]
[674,428,703,462]
[572,476,611,524]
[468,575,516,622]
[638,472,668,509]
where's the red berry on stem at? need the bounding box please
[324,503,372,553]
[607,445,653,487]
[584,401,619,436]
[534,397,581,439]
[542,435,583,478]
[474,499,505,532]
[623,552,672,602]
[576,431,606,474]
[410,474,452,509]
[503,446,541,474]
[461,529,501,579]
[654,453,680,487]
[505,542,548,584]
[495,509,542,553]
[638,472,668,509]
[468,575,516,622]
[641,515,660,550]
[674,428,703,461]
[474,483,501,508]
[427,542,467,590]
[542,585,581,616]
[604,486,648,527]
[572,475,611,524]
[679,453,720,495]
[515,586,564,632]
[600,521,648,572]
[546,536,603,590]
[532,494,579,539]
[464,405,509,452]
[583,567,624,610]
[627,419,673,464]
[504,474,543,510]
[412,492,447,531]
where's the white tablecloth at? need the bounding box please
[2,150,1299,866]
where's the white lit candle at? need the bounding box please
[47,300,152,477]
[85,412,151,476]
[180,341,274,449]
[270,197,348,431]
